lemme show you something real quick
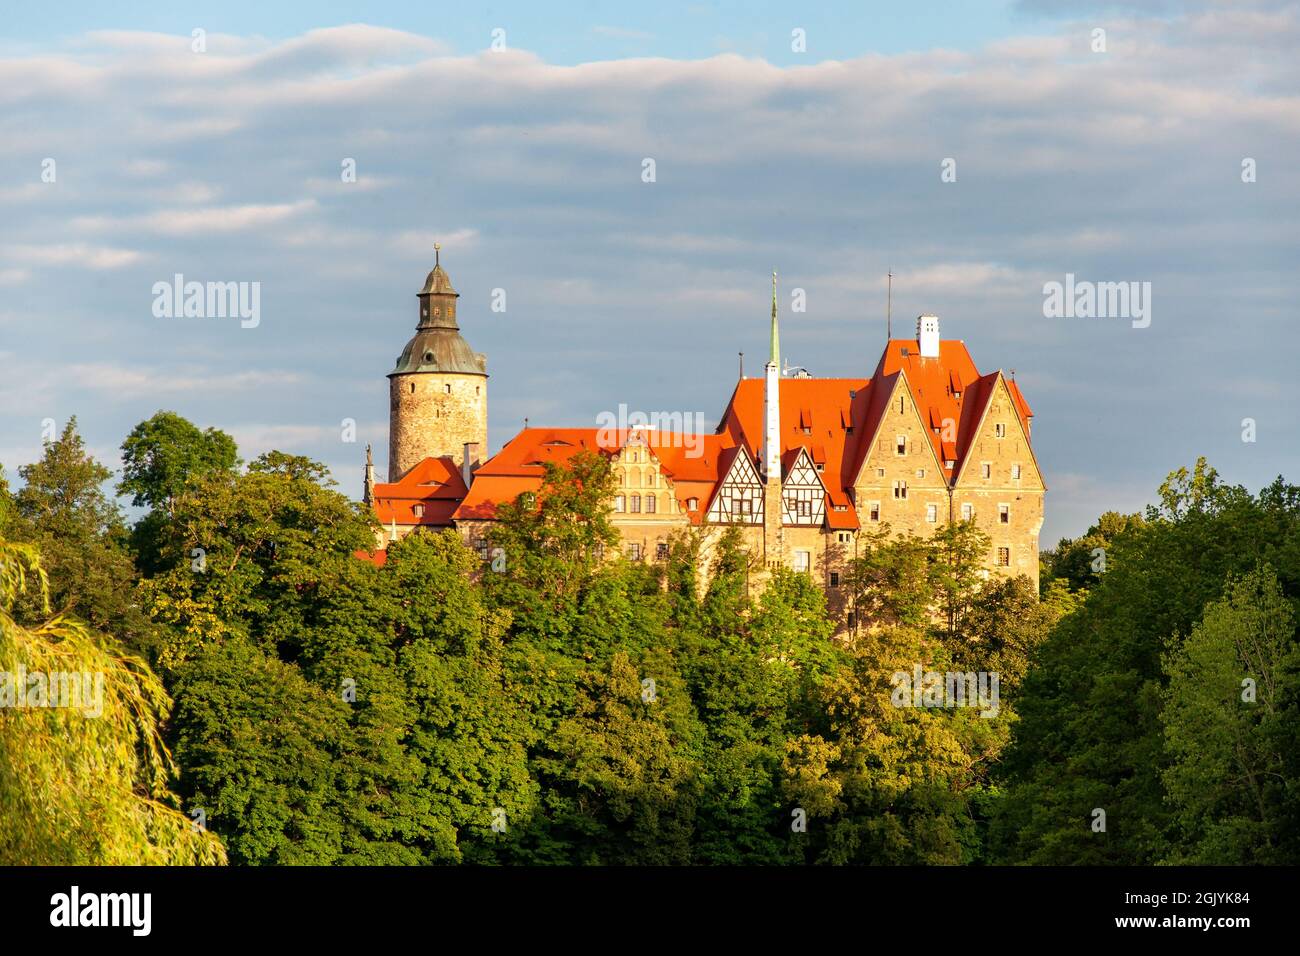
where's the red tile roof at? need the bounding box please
[370,335,1034,535]
[371,455,467,527]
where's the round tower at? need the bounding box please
[387,246,488,481]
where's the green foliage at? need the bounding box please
[1161,565,1300,863]
[119,410,239,510]
[1040,510,1145,593]
[994,459,1300,865]
[5,419,154,652]
[11,411,1294,868]
[0,538,225,865]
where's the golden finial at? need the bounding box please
[434,242,441,266]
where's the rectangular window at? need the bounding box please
[999,504,1010,524]
[893,480,908,500]
[916,468,925,479]
[961,503,973,521]
[477,540,490,560]
[630,494,641,513]
[645,495,656,514]
[793,550,811,573]
[877,467,886,478]
[869,502,881,521]
[995,422,1006,438]
[997,546,1010,567]
[412,504,424,518]
[629,543,642,560]
[656,542,668,560]
[896,435,907,455]
[926,504,938,523]
[829,571,840,587]
[981,462,991,479]
[1011,463,1022,480]
[615,495,625,512]
[837,531,852,543]
[797,499,811,517]
[731,497,742,518]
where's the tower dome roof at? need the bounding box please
[419,243,458,296]
[420,263,457,296]
[390,246,486,378]
[390,329,487,377]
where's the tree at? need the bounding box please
[1041,511,1145,593]
[1161,565,1300,864]
[483,451,620,645]
[932,519,990,639]
[843,525,934,632]
[8,419,152,651]
[782,624,1010,865]
[0,538,225,865]
[119,411,239,511]
[993,463,1300,865]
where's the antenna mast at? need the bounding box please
[887,269,893,341]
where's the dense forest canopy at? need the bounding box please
[2,414,1297,865]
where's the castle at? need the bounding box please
[362,250,1045,625]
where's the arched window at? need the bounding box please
[631,494,641,513]
[645,495,656,514]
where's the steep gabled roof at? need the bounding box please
[715,377,870,515]
[370,330,1036,536]
[371,455,467,527]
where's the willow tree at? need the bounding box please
[0,539,225,865]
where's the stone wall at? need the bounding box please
[389,372,487,481]
[952,378,1045,589]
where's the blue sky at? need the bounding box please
[5,1,1034,64]
[2,0,1298,545]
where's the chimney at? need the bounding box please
[917,314,940,358]
[462,442,482,489]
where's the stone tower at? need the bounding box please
[387,246,488,481]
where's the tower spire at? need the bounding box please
[769,271,780,368]
[363,443,375,504]
[435,242,440,267]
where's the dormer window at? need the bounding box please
[687,497,699,511]
[412,504,425,518]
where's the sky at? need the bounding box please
[1,0,1297,545]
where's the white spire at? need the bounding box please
[764,271,781,483]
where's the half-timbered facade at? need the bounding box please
[363,254,1046,622]
[707,447,764,525]
[780,447,827,526]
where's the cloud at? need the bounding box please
[4,243,144,270]
[1,8,1297,540]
